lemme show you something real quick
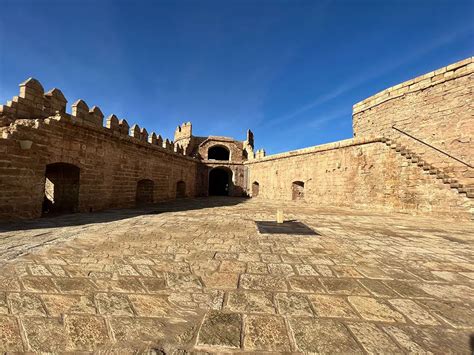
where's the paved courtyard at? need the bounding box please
[0,197,473,353]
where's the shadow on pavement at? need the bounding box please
[0,197,247,233]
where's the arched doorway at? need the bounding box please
[252,181,260,197]
[176,180,186,198]
[292,181,304,201]
[209,168,231,196]
[42,163,80,216]
[136,179,154,205]
[208,145,230,161]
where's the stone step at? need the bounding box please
[450,182,463,188]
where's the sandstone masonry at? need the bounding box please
[0,57,473,220]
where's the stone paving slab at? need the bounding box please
[0,197,473,353]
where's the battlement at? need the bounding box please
[0,78,184,155]
[174,122,192,142]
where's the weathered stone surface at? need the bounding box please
[140,277,166,292]
[243,314,290,351]
[309,294,358,319]
[41,294,96,316]
[226,291,275,313]
[110,317,166,350]
[290,317,363,353]
[288,276,324,292]
[9,293,46,316]
[95,293,134,316]
[346,322,401,353]
[128,294,187,317]
[167,273,203,290]
[0,197,473,352]
[275,292,313,316]
[0,316,23,351]
[358,278,399,297]
[200,272,239,289]
[388,299,440,325]
[21,276,58,293]
[0,293,8,314]
[383,325,471,354]
[348,296,406,322]
[240,274,287,291]
[417,299,474,328]
[65,315,110,351]
[197,311,241,348]
[52,277,98,294]
[321,278,370,295]
[22,317,68,352]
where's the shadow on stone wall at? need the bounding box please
[0,197,247,233]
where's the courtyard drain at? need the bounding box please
[255,220,319,235]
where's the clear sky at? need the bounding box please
[1,0,473,154]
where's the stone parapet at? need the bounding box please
[246,136,382,164]
[353,57,473,114]
[0,78,186,156]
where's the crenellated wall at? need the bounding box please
[353,57,474,186]
[0,79,196,220]
[0,57,472,221]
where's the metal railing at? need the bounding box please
[392,125,473,169]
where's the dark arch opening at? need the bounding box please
[208,145,230,161]
[209,168,231,196]
[42,163,80,216]
[136,179,154,205]
[292,181,305,201]
[252,181,260,197]
[176,180,186,198]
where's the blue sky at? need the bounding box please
[1,0,473,154]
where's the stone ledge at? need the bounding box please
[353,57,473,114]
[245,136,383,164]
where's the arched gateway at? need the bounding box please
[209,167,232,196]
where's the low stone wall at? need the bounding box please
[246,138,472,220]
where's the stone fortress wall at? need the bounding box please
[0,57,472,221]
[0,79,198,220]
[246,57,474,220]
[353,57,473,187]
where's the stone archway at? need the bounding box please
[208,145,230,161]
[42,162,80,216]
[136,179,154,205]
[252,181,260,197]
[209,167,231,196]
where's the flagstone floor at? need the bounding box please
[0,197,473,353]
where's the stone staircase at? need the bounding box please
[381,137,474,200]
